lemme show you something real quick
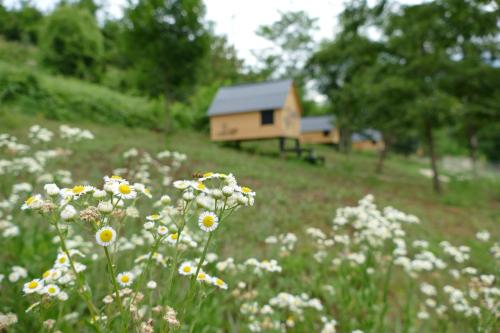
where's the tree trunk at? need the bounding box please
[425,122,441,193]
[376,135,389,174]
[468,128,478,175]
[164,88,173,135]
[339,127,351,154]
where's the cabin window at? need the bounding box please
[323,130,330,137]
[260,110,274,125]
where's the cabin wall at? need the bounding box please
[278,87,301,139]
[300,129,339,144]
[352,140,385,151]
[210,110,286,141]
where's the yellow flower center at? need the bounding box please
[150,214,160,219]
[72,185,85,194]
[198,273,206,280]
[216,278,224,286]
[171,233,178,240]
[183,266,191,273]
[144,188,151,195]
[48,287,56,294]
[159,227,166,233]
[203,172,213,178]
[111,175,122,180]
[43,271,50,279]
[28,281,38,289]
[25,196,36,205]
[202,216,214,228]
[99,230,113,242]
[118,184,131,194]
[242,187,252,193]
[121,275,130,283]
[58,257,66,263]
[197,182,206,190]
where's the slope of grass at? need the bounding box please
[2,112,498,258]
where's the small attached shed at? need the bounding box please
[351,129,385,151]
[300,115,339,145]
[208,79,302,142]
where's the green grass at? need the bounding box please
[3,111,498,259]
[1,112,499,332]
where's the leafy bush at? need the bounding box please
[0,62,164,129]
[39,6,103,81]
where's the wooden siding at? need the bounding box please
[352,140,385,151]
[300,129,339,144]
[209,86,301,142]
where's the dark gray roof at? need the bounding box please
[352,129,382,142]
[208,79,293,116]
[301,116,335,133]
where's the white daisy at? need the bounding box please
[157,225,168,236]
[116,272,134,287]
[54,253,70,268]
[60,205,77,220]
[146,280,157,289]
[23,279,44,294]
[93,189,107,199]
[44,184,60,196]
[143,221,155,230]
[191,181,209,193]
[166,233,179,244]
[146,214,162,221]
[134,183,152,198]
[238,186,256,197]
[113,182,136,200]
[21,195,42,210]
[198,212,219,232]
[42,269,62,282]
[95,227,117,247]
[196,271,210,282]
[44,284,60,297]
[173,180,190,190]
[178,262,195,276]
[212,277,228,289]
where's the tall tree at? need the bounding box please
[255,10,318,87]
[123,0,209,134]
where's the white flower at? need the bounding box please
[143,222,155,230]
[160,195,171,205]
[182,191,194,202]
[95,227,117,247]
[44,184,60,196]
[146,280,157,289]
[198,211,219,232]
[60,205,77,220]
[58,291,69,301]
[116,272,134,287]
[157,225,168,235]
[23,279,44,294]
[173,180,190,190]
[21,195,42,210]
[44,284,60,297]
[212,277,228,289]
[98,201,113,213]
[93,190,107,199]
[476,230,490,242]
[222,186,234,197]
[113,182,136,200]
[196,271,210,282]
[178,262,195,276]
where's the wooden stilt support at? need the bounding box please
[295,139,301,158]
[279,137,285,158]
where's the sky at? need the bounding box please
[5,0,423,65]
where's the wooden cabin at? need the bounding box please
[300,116,339,145]
[351,129,385,151]
[208,79,302,142]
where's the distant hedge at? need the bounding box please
[0,61,164,129]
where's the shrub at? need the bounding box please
[39,6,103,81]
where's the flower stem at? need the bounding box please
[54,223,102,332]
[103,246,126,328]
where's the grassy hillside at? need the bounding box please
[3,111,498,256]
